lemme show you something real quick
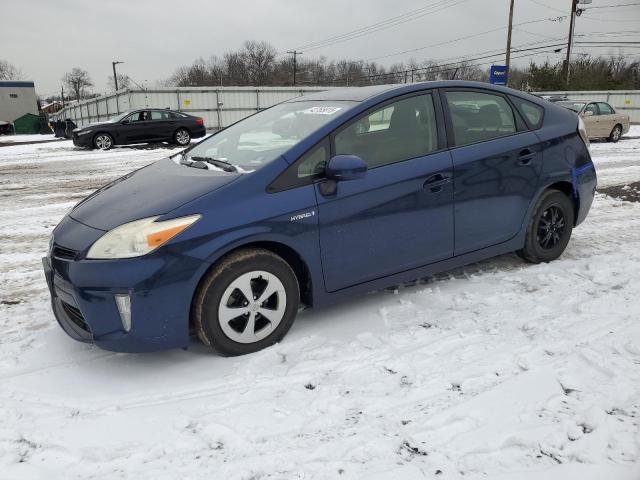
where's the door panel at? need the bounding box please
[582,103,601,137]
[316,151,454,292]
[150,111,177,139]
[450,132,542,255]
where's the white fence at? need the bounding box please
[540,90,640,123]
[52,87,640,128]
[51,86,332,129]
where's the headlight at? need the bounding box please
[76,130,93,136]
[86,214,201,259]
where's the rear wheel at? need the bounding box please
[193,248,299,356]
[518,190,574,264]
[174,128,191,146]
[608,124,622,143]
[93,133,113,150]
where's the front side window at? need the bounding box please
[185,101,354,171]
[597,102,615,115]
[446,91,516,147]
[584,103,599,116]
[334,93,438,169]
[126,111,150,122]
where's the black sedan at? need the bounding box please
[72,109,207,150]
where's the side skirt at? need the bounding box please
[313,234,524,308]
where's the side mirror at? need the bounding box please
[325,154,367,181]
[121,119,130,124]
[583,110,594,117]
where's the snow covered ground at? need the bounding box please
[0,134,59,144]
[0,128,639,480]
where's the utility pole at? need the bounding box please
[286,51,302,86]
[505,0,515,86]
[61,86,65,107]
[565,0,578,86]
[112,61,124,91]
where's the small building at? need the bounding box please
[40,100,64,114]
[0,80,39,125]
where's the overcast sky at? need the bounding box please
[3,0,639,97]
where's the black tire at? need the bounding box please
[193,248,300,356]
[608,124,622,143]
[93,132,114,150]
[518,189,574,264]
[173,128,191,146]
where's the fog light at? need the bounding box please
[115,294,132,332]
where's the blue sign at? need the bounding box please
[490,65,509,85]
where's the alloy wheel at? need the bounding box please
[175,129,190,145]
[537,205,566,250]
[95,135,112,150]
[218,270,287,344]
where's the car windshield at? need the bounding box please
[109,112,130,122]
[183,101,355,171]
[557,101,585,113]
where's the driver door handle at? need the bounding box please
[423,173,451,193]
[518,149,537,166]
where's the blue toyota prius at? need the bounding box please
[43,81,597,355]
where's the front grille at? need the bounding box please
[61,301,89,332]
[52,244,78,260]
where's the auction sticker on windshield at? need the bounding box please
[303,106,343,115]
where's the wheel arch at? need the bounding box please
[542,180,579,225]
[189,240,314,329]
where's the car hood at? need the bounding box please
[69,157,239,230]
[73,121,113,132]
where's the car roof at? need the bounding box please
[286,80,542,103]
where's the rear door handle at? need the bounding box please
[423,173,451,193]
[518,149,537,166]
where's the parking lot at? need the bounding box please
[1,130,639,479]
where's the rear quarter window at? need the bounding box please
[510,96,544,129]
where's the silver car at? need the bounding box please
[557,100,630,142]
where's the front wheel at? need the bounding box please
[518,190,574,264]
[173,128,191,146]
[608,124,622,143]
[193,249,300,356]
[93,133,114,150]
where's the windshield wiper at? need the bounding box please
[189,156,238,172]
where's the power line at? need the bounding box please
[585,2,640,9]
[291,0,470,52]
[526,0,567,14]
[364,16,567,63]
[350,41,568,83]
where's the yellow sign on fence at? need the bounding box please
[183,99,191,107]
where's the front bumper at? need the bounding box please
[72,132,93,147]
[42,220,210,352]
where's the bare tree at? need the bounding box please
[62,68,93,100]
[242,41,276,85]
[107,73,131,91]
[0,59,24,81]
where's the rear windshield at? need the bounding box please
[557,101,585,113]
[184,100,355,171]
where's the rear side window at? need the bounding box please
[597,102,615,115]
[150,111,171,120]
[445,91,516,147]
[510,96,544,129]
[334,93,438,169]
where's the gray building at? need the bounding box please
[0,80,39,123]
